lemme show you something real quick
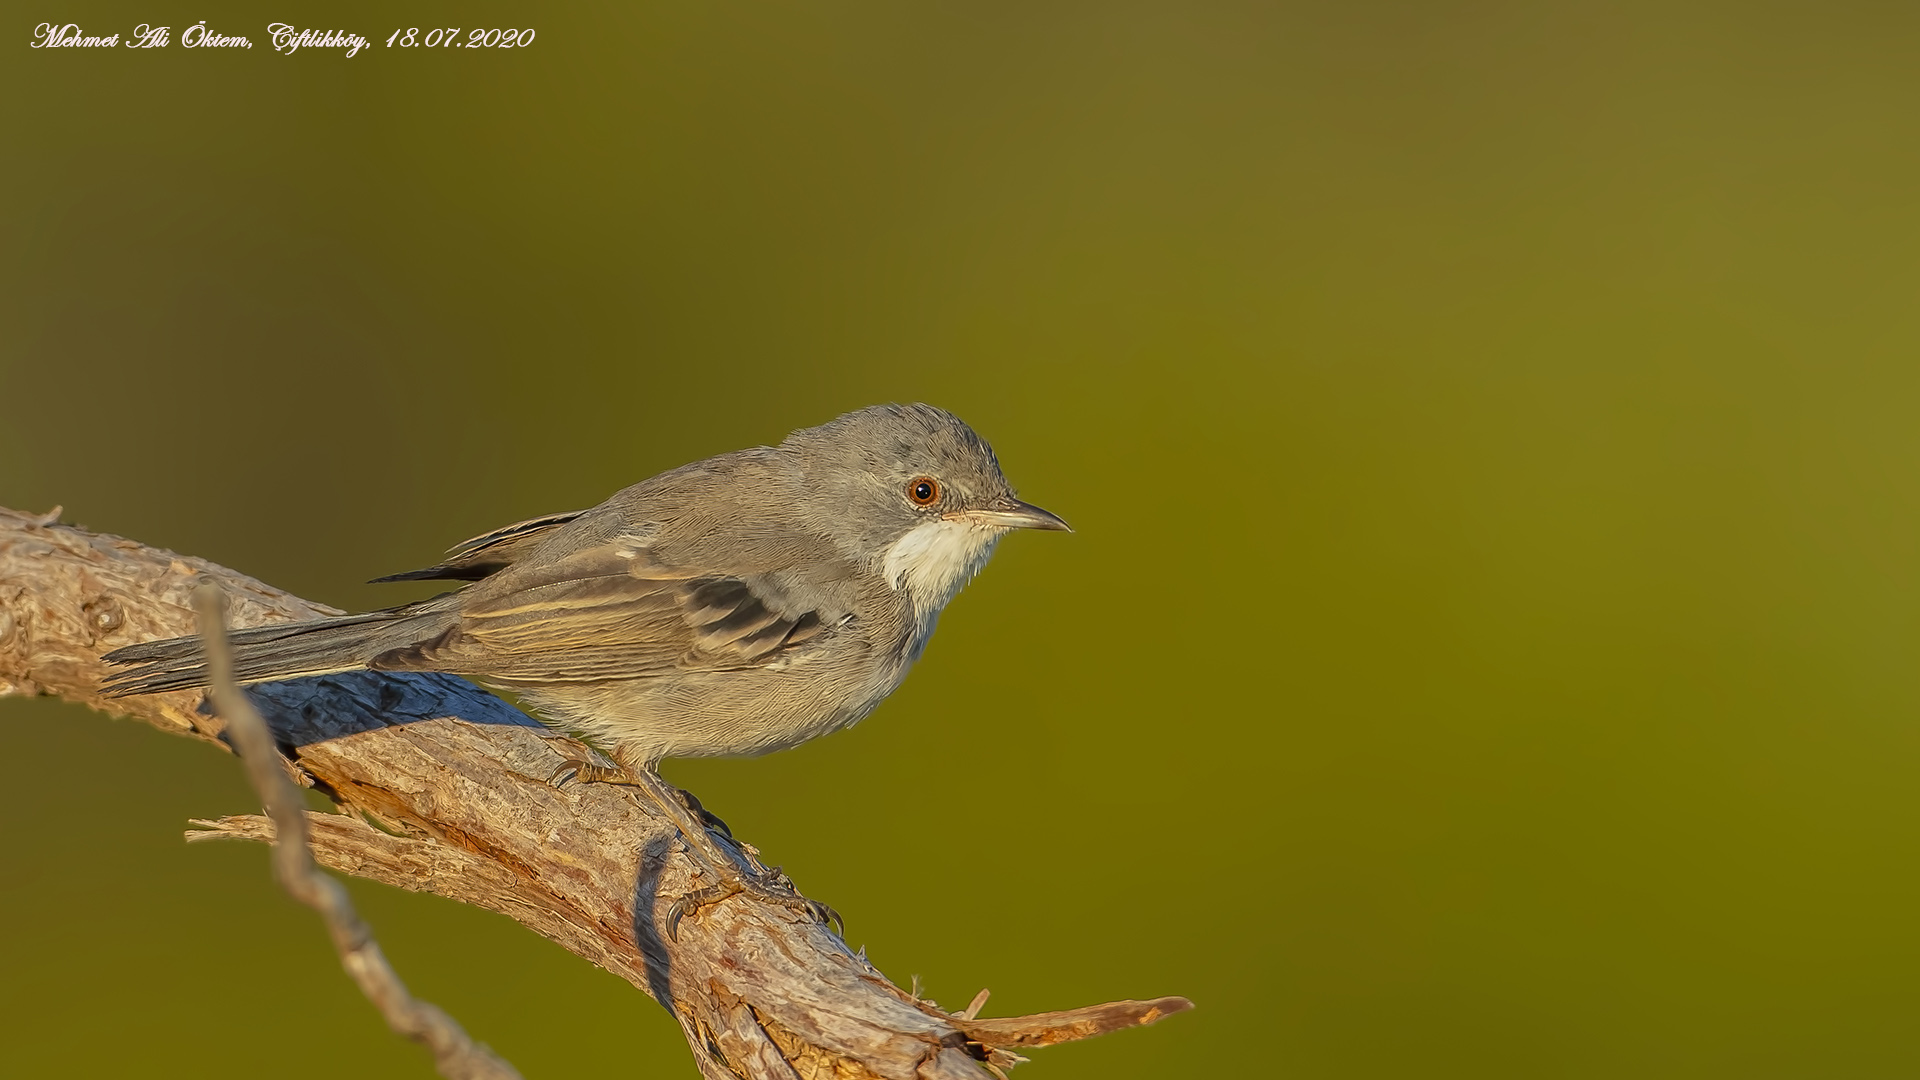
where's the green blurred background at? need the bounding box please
[8,2,1920,1076]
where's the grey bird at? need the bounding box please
[103,403,1069,927]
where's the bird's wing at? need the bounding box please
[370,533,845,683]
[369,511,587,583]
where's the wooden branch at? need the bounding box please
[0,505,1191,1078]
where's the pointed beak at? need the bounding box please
[948,498,1073,533]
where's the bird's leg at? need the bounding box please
[666,784,735,842]
[624,766,844,940]
[558,759,736,839]
[551,757,840,940]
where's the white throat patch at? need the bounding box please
[881,518,1002,611]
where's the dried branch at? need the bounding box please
[194,585,523,1080]
[0,505,1192,1078]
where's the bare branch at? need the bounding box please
[194,584,523,1080]
[0,505,1192,1077]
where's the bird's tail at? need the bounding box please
[101,609,444,696]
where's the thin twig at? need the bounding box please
[194,584,523,1080]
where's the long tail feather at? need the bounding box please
[101,610,441,696]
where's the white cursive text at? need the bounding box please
[31,23,120,48]
[266,23,369,57]
[180,21,251,49]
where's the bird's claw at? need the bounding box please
[672,786,735,841]
[666,878,742,940]
[760,865,843,935]
[547,757,636,788]
[813,898,846,938]
[663,872,843,942]
[546,761,731,843]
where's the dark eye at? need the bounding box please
[906,477,940,506]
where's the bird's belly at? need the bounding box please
[507,652,912,764]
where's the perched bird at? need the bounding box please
[104,403,1069,926]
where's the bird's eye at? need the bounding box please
[906,477,940,506]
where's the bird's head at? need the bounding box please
[782,403,1070,610]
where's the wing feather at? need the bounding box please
[370,511,587,583]
[390,531,854,682]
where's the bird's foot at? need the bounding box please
[548,758,633,788]
[666,864,843,942]
[549,757,833,938]
[550,758,734,839]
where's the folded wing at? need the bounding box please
[369,534,845,683]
